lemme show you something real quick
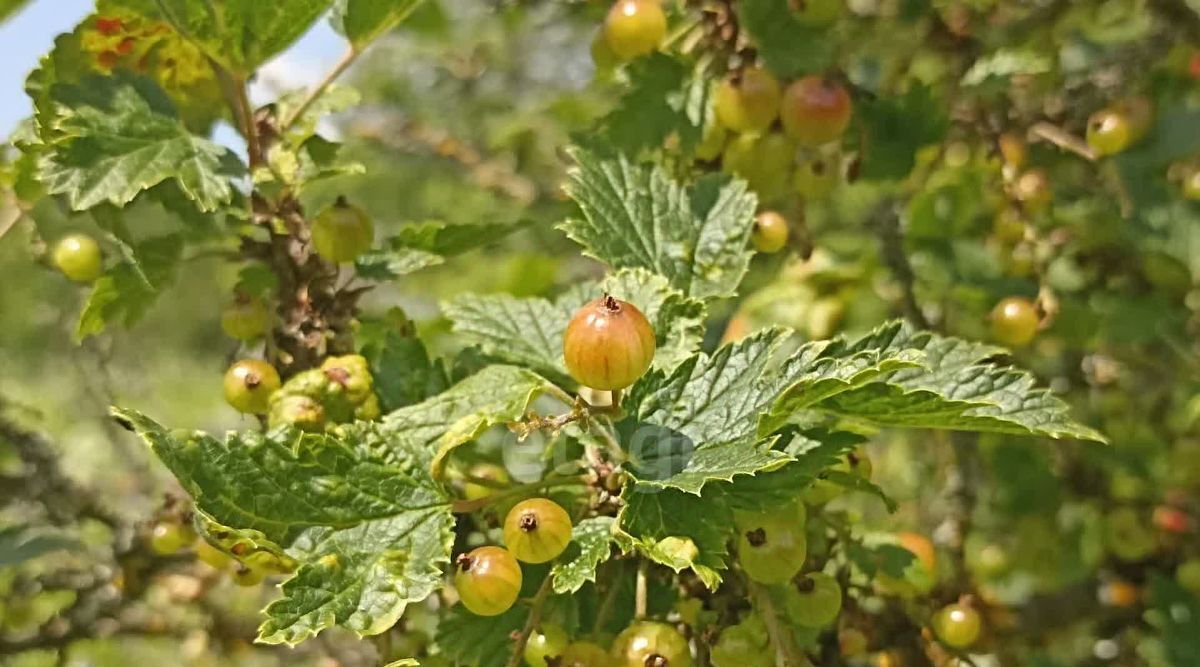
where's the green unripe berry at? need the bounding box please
[464,463,511,501]
[1086,109,1133,157]
[932,603,982,648]
[52,233,103,283]
[312,197,374,263]
[752,211,789,254]
[1176,558,1200,595]
[714,67,782,134]
[195,539,232,570]
[989,296,1038,347]
[223,359,281,414]
[603,0,666,61]
[786,572,842,627]
[454,546,523,616]
[559,642,609,667]
[524,624,569,667]
[150,521,195,555]
[220,295,271,341]
[503,498,573,564]
[612,621,692,667]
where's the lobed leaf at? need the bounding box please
[596,54,707,156]
[560,148,757,300]
[436,605,528,667]
[801,325,1107,442]
[622,329,794,493]
[76,234,183,341]
[38,73,242,212]
[112,409,455,646]
[551,516,615,594]
[332,0,425,50]
[614,486,731,589]
[355,220,527,281]
[736,0,835,78]
[382,365,555,475]
[152,0,334,74]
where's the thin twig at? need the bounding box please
[234,76,263,167]
[635,560,648,620]
[872,201,931,329]
[1028,122,1096,162]
[749,581,806,667]
[508,399,622,441]
[506,574,556,667]
[280,47,358,131]
[592,560,623,636]
[450,475,587,514]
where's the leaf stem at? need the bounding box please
[749,581,806,667]
[635,560,648,620]
[505,574,555,667]
[280,46,359,132]
[1028,122,1096,162]
[450,474,587,514]
[508,396,623,441]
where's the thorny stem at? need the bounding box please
[281,47,358,131]
[505,574,556,667]
[749,581,806,667]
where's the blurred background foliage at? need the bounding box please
[3,0,1200,665]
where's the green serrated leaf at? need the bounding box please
[153,0,335,74]
[436,605,528,667]
[332,0,425,50]
[39,72,242,212]
[551,516,615,594]
[623,329,795,493]
[560,148,757,300]
[859,85,948,180]
[807,325,1106,441]
[112,409,455,646]
[360,330,450,411]
[615,486,730,588]
[442,291,574,383]
[764,321,930,432]
[598,53,698,155]
[76,234,183,341]
[356,220,526,281]
[761,321,1104,442]
[736,0,835,77]
[382,365,554,475]
[722,430,866,512]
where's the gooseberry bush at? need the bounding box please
[6,0,1200,666]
